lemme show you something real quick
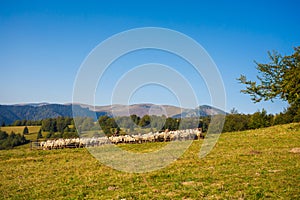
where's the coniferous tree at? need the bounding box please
[37,129,43,139]
[23,126,29,135]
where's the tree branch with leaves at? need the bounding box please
[237,46,300,106]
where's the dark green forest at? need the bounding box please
[0,131,28,150]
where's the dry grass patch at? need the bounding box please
[290,147,300,153]
[0,126,41,134]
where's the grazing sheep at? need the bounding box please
[37,128,204,150]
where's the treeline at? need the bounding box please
[77,108,300,135]
[98,115,203,135]
[100,106,300,134]
[0,131,28,150]
[40,117,78,139]
[4,104,300,138]
[223,104,300,132]
[9,119,42,126]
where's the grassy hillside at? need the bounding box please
[0,123,299,199]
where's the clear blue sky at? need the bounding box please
[1,0,299,114]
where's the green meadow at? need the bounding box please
[0,123,299,199]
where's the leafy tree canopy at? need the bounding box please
[238,47,300,106]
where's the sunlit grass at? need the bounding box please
[0,123,299,199]
[0,126,41,134]
[118,142,169,153]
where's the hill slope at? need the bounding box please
[0,123,299,199]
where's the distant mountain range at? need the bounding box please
[0,103,226,125]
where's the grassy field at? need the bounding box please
[0,123,299,199]
[0,126,41,134]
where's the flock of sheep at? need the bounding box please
[38,129,203,150]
